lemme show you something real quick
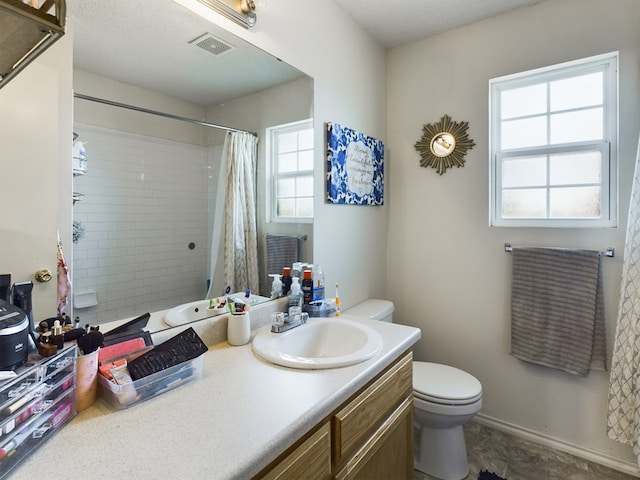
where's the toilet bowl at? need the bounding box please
[345,299,483,480]
[413,362,482,480]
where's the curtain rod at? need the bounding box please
[504,243,614,258]
[73,93,257,136]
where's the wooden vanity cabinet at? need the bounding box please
[333,352,413,479]
[334,395,413,480]
[256,351,414,480]
[261,422,332,480]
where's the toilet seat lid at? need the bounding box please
[413,362,482,405]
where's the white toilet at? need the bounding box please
[344,299,482,480]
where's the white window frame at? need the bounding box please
[266,119,314,224]
[489,52,618,228]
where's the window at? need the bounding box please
[267,119,314,222]
[489,52,618,227]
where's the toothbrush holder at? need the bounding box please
[227,311,250,346]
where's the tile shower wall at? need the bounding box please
[73,124,211,325]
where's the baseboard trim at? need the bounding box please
[474,413,640,478]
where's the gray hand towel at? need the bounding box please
[510,247,607,376]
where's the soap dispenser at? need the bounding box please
[288,277,303,317]
[269,274,282,299]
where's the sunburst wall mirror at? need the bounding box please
[414,114,475,175]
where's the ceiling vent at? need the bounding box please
[189,33,234,57]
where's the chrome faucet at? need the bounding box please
[271,312,308,333]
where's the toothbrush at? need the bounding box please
[335,283,340,316]
[223,285,231,307]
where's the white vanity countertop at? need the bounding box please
[12,315,420,480]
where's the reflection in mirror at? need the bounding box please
[69,1,313,331]
[430,133,456,157]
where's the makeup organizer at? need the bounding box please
[0,345,77,480]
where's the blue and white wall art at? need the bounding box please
[326,122,384,205]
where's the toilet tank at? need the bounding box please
[344,299,394,323]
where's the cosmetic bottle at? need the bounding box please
[281,267,292,296]
[37,332,57,357]
[302,270,313,305]
[50,320,64,350]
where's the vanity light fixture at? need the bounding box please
[179,0,257,29]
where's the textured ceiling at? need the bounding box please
[69,0,546,106]
[68,0,304,106]
[333,0,546,48]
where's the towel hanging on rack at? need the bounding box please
[509,247,606,376]
[265,234,301,278]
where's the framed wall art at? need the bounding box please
[326,122,384,205]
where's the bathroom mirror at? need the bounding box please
[69,0,314,330]
[414,114,475,175]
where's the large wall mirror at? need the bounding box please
[69,0,314,332]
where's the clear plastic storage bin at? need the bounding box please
[98,355,204,409]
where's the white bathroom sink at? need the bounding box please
[251,317,383,369]
[163,294,270,327]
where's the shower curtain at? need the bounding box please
[221,131,259,295]
[608,134,640,463]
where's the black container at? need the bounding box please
[0,300,29,370]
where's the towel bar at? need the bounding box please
[504,243,614,258]
[264,234,308,241]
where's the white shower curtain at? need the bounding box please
[608,134,640,463]
[221,131,259,295]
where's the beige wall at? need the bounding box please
[224,0,389,309]
[74,70,208,145]
[386,0,640,470]
[0,32,73,319]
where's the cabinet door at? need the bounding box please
[334,395,414,480]
[261,422,331,480]
[333,352,413,466]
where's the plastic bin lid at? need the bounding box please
[345,299,394,320]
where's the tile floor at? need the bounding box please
[414,422,639,480]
